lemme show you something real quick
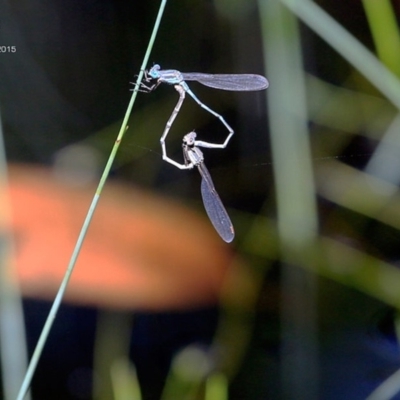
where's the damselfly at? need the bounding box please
[164,130,234,243]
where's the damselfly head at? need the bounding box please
[148,64,161,79]
[183,131,197,145]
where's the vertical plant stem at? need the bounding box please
[259,0,319,398]
[15,1,168,399]
[0,112,31,400]
[94,312,133,400]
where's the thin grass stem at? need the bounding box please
[15,1,168,399]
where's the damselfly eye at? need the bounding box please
[149,64,161,78]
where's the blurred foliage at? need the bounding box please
[4,0,400,398]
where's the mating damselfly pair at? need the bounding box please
[138,64,268,243]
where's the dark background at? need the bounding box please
[1,0,400,399]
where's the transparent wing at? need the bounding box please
[181,73,268,91]
[198,163,234,243]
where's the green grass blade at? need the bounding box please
[259,0,319,398]
[280,0,400,110]
[362,0,400,76]
[15,1,168,399]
